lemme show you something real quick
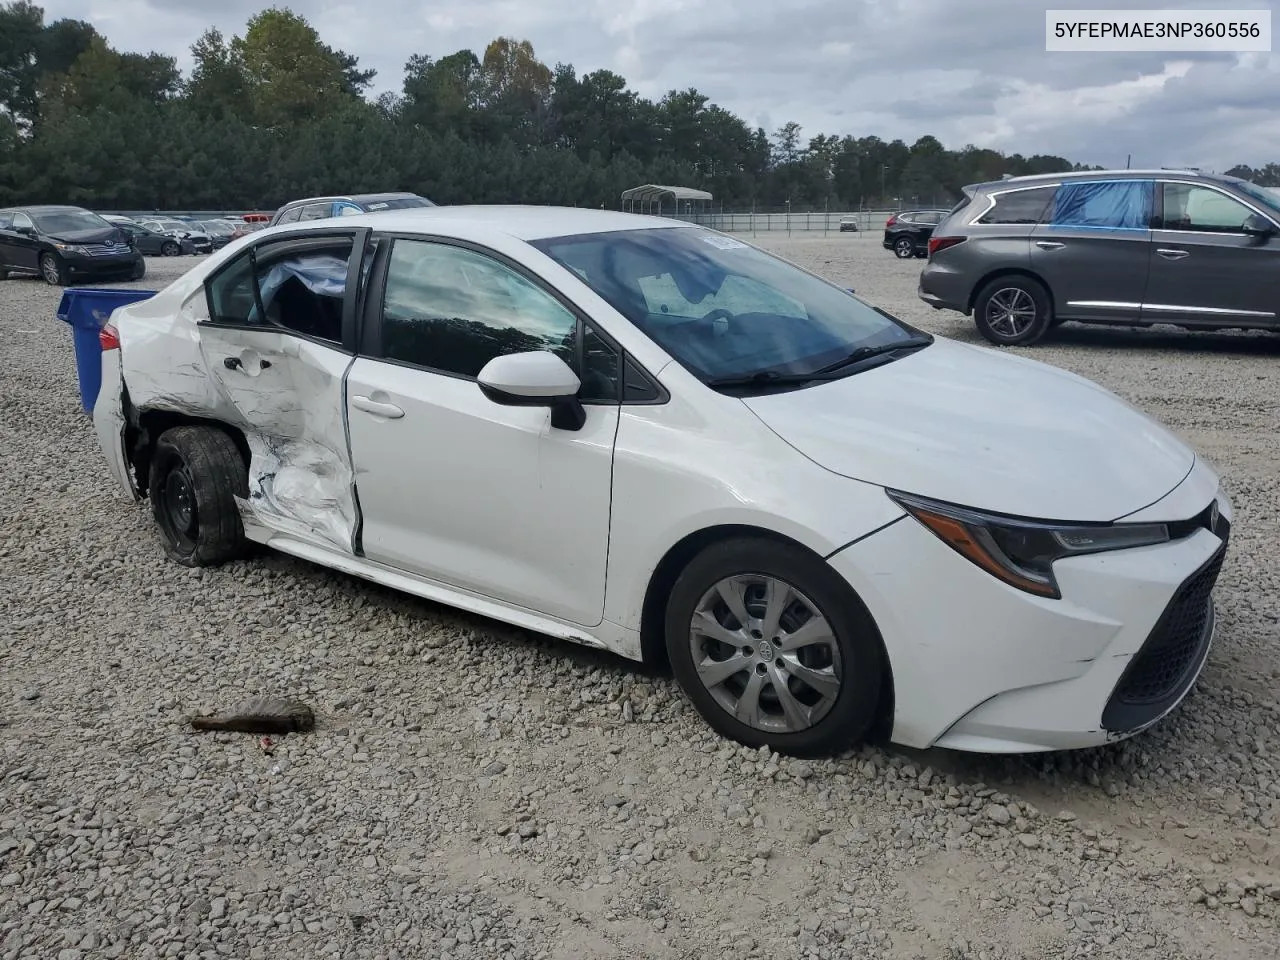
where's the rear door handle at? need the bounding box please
[352,395,405,419]
[1157,248,1189,260]
[1034,240,1065,250]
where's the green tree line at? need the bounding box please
[0,3,1273,213]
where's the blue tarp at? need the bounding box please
[1046,180,1153,231]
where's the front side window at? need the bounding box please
[531,227,923,383]
[276,206,303,225]
[1045,180,1153,231]
[380,239,580,379]
[206,236,354,344]
[1161,183,1256,233]
[11,213,33,230]
[1226,179,1280,219]
[977,186,1057,225]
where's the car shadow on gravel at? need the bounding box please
[252,549,671,681]
[250,545,1182,800]
[1044,324,1280,356]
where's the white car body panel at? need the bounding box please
[345,357,619,627]
[742,337,1196,522]
[92,205,1231,754]
[92,349,140,499]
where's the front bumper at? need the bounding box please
[62,250,142,277]
[828,472,1231,753]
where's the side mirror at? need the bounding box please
[477,351,585,431]
[15,225,34,236]
[1243,213,1275,241]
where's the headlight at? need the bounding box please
[887,490,1171,599]
[54,243,90,254]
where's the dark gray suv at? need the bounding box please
[918,169,1280,346]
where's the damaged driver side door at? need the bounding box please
[197,227,372,552]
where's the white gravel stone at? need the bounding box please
[2,244,1278,959]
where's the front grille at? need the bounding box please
[1101,540,1226,732]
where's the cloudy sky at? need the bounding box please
[37,0,1280,170]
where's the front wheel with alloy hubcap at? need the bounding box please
[973,276,1052,346]
[893,237,916,259]
[39,252,67,285]
[665,538,886,757]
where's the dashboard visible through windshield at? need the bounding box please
[531,226,928,388]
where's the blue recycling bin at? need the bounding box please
[56,288,156,412]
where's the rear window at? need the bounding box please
[976,186,1058,225]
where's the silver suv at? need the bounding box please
[918,169,1280,346]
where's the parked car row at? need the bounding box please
[0,205,146,284]
[917,167,1280,345]
[0,204,282,284]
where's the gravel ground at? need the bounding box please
[2,242,1279,960]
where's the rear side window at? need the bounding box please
[976,186,1057,225]
[298,203,332,222]
[1044,180,1153,231]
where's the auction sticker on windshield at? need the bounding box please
[1046,9,1270,51]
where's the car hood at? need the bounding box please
[741,338,1195,522]
[49,226,121,244]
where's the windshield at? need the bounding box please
[202,221,235,234]
[149,219,186,231]
[32,211,110,234]
[362,196,435,211]
[1228,179,1280,218]
[530,226,923,382]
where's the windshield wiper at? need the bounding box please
[706,335,934,390]
[812,335,933,374]
[704,370,826,389]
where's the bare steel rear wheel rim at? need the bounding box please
[688,574,843,734]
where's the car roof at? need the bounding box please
[971,168,1219,192]
[264,205,689,241]
[0,204,92,214]
[281,192,422,208]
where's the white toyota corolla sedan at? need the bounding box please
[92,206,1232,757]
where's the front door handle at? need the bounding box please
[1156,248,1189,260]
[1035,240,1065,250]
[352,395,405,419]
[223,356,271,371]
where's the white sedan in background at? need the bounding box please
[92,206,1231,756]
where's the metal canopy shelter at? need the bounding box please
[621,184,713,216]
